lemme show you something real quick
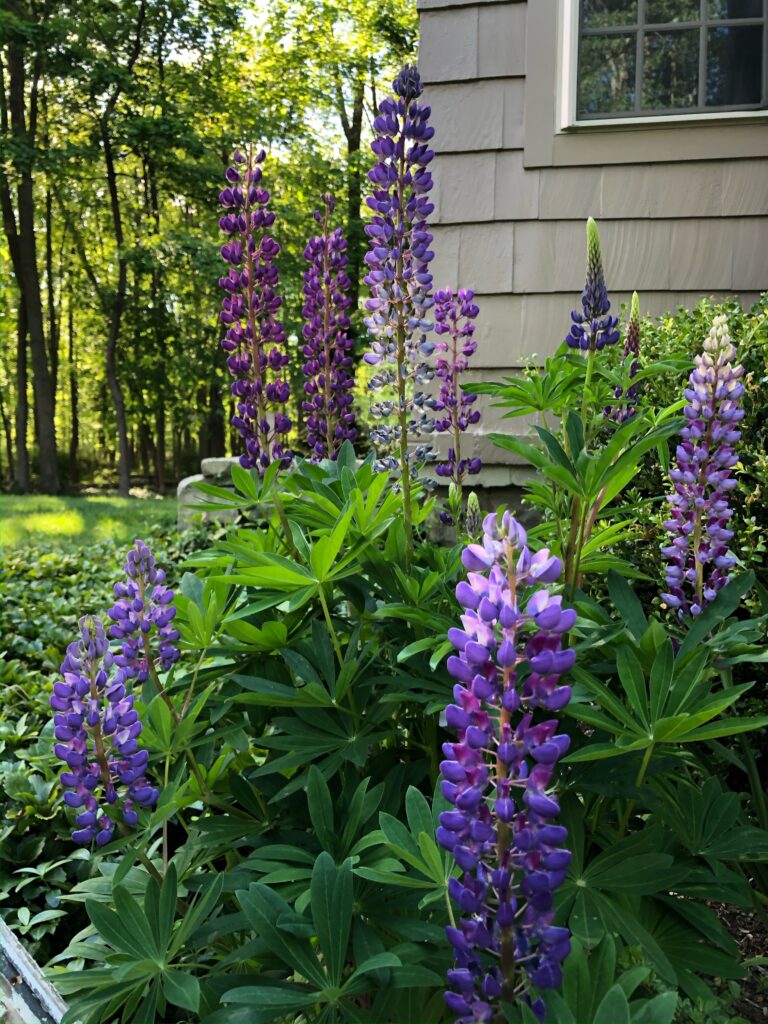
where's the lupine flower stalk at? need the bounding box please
[301,194,357,460]
[606,291,641,424]
[107,540,180,690]
[565,218,620,354]
[219,147,292,473]
[363,64,436,565]
[432,288,482,511]
[51,617,158,846]
[438,512,574,1022]
[662,315,744,618]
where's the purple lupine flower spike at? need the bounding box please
[51,616,158,845]
[363,63,437,478]
[301,194,358,460]
[661,315,744,619]
[219,146,292,473]
[108,540,180,684]
[607,291,641,423]
[566,218,620,352]
[432,288,482,513]
[439,512,574,1022]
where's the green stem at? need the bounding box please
[396,320,414,572]
[721,669,768,831]
[570,497,591,595]
[581,346,596,432]
[563,497,582,598]
[618,743,654,839]
[272,492,299,560]
[444,888,456,929]
[318,586,344,667]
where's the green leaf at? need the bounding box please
[222,985,317,1012]
[346,953,401,984]
[593,985,630,1024]
[614,648,652,721]
[307,766,335,852]
[236,883,326,988]
[85,898,150,961]
[163,969,200,1012]
[405,786,434,841]
[633,992,678,1024]
[649,640,674,723]
[607,572,648,640]
[678,572,755,659]
[311,853,353,987]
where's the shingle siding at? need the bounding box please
[418,0,767,471]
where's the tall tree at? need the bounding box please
[0,0,60,491]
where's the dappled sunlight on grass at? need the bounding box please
[8,510,87,545]
[0,495,177,550]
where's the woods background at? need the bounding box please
[0,0,417,496]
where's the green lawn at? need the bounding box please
[0,494,178,550]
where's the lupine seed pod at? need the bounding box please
[606,291,641,423]
[438,512,574,1023]
[661,315,744,618]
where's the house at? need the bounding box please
[418,0,768,485]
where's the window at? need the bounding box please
[576,1,768,118]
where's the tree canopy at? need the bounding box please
[0,0,417,493]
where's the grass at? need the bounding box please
[0,494,178,550]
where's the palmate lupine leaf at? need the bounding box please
[225,854,402,1024]
[57,865,221,1024]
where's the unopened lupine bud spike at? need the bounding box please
[606,290,641,423]
[566,217,620,352]
[662,314,744,620]
[439,511,573,1022]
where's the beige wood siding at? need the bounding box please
[417,0,768,467]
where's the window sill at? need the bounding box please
[562,109,768,132]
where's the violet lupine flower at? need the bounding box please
[438,512,575,1023]
[432,288,482,487]
[363,64,436,477]
[219,147,292,473]
[566,218,620,352]
[301,194,357,460]
[51,616,158,846]
[662,315,744,619]
[606,291,641,424]
[107,540,180,684]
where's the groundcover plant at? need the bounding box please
[38,66,768,1024]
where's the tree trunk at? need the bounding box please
[155,406,166,492]
[1,26,59,492]
[101,121,131,497]
[68,286,79,483]
[0,379,14,484]
[45,185,59,416]
[14,303,29,491]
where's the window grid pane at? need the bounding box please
[576,0,767,116]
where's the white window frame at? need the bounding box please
[558,0,768,131]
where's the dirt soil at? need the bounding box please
[712,902,768,1022]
